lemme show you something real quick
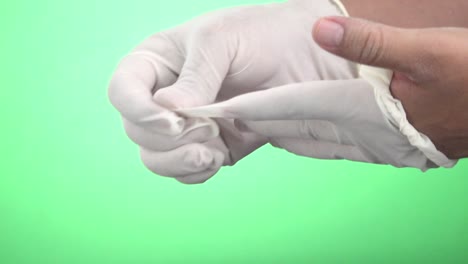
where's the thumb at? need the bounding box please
[313,16,426,76]
[153,32,232,109]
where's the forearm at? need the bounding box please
[340,0,468,28]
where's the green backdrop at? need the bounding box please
[1,0,468,263]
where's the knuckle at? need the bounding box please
[356,24,387,65]
[136,31,173,52]
[194,17,224,38]
[193,13,237,40]
[412,34,448,81]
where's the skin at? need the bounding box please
[312,1,468,159]
[341,0,468,28]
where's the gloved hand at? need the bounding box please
[108,0,356,183]
[173,13,460,170]
[216,16,461,171]
[183,77,456,170]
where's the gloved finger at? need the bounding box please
[108,33,186,136]
[175,167,221,185]
[313,16,432,79]
[178,79,376,123]
[271,137,369,163]
[153,23,234,109]
[235,119,344,145]
[123,117,219,152]
[140,143,224,178]
[173,136,227,184]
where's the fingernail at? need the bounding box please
[314,18,344,47]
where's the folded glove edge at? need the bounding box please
[359,65,458,169]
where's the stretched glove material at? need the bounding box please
[108,0,454,184]
[179,77,455,170]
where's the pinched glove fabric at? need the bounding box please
[180,70,455,170]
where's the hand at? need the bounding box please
[312,17,468,159]
[193,77,453,170]
[108,1,354,183]
[228,17,462,170]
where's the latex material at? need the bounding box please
[180,79,454,170]
[109,0,452,184]
[109,0,357,183]
[175,0,455,170]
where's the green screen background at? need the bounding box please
[1,0,468,263]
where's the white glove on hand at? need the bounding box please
[108,0,356,183]
[180,72,456,170]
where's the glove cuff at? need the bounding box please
[359,65,458,169]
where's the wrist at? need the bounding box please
[417,125,468,160]
[434,141,468,160]
[390,74,468,160]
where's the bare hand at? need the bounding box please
[313,17,468,159]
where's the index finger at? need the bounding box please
[108,34,185,136]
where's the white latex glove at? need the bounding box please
[179,69,456,170]
[108,0,357,183]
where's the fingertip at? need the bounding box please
[313,17,345,49]
[183,147,212,169]
[175,148,224,185]
[140,143,224,178]
[153,84,208,110]
[153,87,180,110]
